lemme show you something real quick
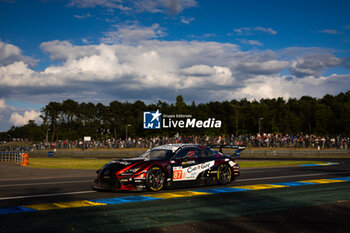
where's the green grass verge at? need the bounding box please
[27,158,324,170]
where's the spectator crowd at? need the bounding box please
[2,133,350,151]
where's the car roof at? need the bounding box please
[152,143,202,152]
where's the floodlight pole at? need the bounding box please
[258,118,263,136]
[126,124,131,141]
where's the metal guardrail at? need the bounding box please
[0,152,24,164]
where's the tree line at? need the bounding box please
[1,91,350,142]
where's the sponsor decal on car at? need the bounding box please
[181,160,196,165]
[172,161,215,181]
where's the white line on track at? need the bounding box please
[0,180,92,188]
[236,171,350,182]
[0,191,96,201]
[241,166,338,173]
[242,168,299,173]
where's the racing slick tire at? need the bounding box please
[145,166,166,192]
[217,163,232,185]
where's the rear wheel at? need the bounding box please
[145,167,165,191]
[217,163,232,185]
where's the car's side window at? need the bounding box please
[200,148,215,158]
[175,147,200,159]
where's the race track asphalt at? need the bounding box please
[1,158,350,232]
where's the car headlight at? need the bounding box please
[122,167,140,175]
[129,167,140,173]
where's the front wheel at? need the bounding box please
[145,167,165,191]
[217,163,232,185]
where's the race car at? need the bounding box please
[93,144,244,192]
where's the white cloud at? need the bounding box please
[233,60,289,75]
[40,40,99,61]
[0,39,349,126]
[280,47,334,57]
[180,65,234,88]
[68,0,131,11]
[0,99,7,109]
[233,75,289,100]
[0,98,42,131]
[319,29,342,35]
[254,26,277,35]
[0,40,21,64]
[9,110,41,126]
[101,23,166,44]
[68,0,197,14]
[188,33,216,39]
[0,40,38,66]
[181,64,216,76]
[234,26,277,35]
[247,40,263,46]
[0,62,37,87]
[289,53,342,78]
[233,27,251,35]
[73,13,93,19]
[0,39,240,103]
[134,0,197,15]
[237,39,263,47]
[180,16,194,24]
[229,74,350,101]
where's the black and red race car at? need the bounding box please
[94,144,244,192]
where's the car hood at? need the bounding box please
[115,156,167,164]
[98,157,166,174]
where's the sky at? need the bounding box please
[0,0,350,131]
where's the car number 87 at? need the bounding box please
[173,170,183,180]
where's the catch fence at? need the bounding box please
[0,152,28,165]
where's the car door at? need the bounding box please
[171,147,214,182]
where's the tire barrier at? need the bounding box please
[0,152,29,165]
[21,153,29,166]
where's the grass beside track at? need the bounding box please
[27,158,324,170]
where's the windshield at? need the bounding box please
[139,149,173,159]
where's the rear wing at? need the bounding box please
[209,145,245,157]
